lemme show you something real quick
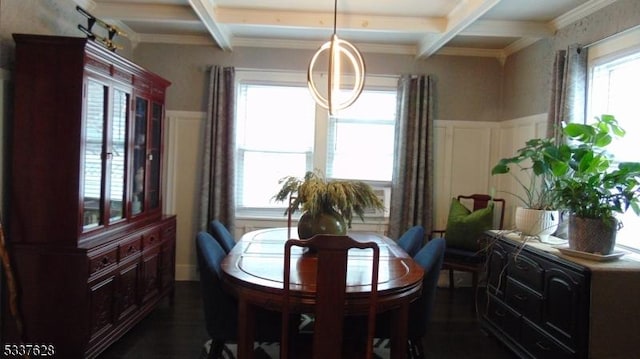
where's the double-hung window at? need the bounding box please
[235,70,397,218]
[588,27,640,250]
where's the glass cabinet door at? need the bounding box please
[132,97,148,216]
[82,78,131,231]
[148,102,163,210]
[109,88,129,222]
[83,79,106,229]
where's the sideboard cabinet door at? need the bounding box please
[481,232,590,359]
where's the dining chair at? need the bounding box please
[374,237,446,359]
[280,235,380,359]
[209,219,236,253]
[432,194,505,312]
[397,225,425,257]
[195,231,281,358]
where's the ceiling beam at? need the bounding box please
[417,0,502,58]
[461,20,554,38]
[216,7,446,34]
[188,0,232,51]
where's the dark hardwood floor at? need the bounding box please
[98,281,517,358]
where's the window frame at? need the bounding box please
[234,70,398,219]
[587,27,640,252]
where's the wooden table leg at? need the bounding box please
[237,296,255,359]
[390,301,410,359]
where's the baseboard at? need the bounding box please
[176,264,198,281]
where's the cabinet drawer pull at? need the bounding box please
[535,341,551,351]
[494,309,506,317]
[102,256,110,265]
[128,245,136,253]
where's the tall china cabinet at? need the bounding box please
[4,34,176,358]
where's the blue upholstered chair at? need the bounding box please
[209,219,236,253]
[375,237,446,359]
[397,225,425,257]
[196,231,280,358]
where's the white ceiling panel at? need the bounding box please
[86,0,613,60]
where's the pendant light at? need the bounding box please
[307,0,366,115]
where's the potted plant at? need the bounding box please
[491,137,567,241]
[273,170,385,239]
[549,114,640,254]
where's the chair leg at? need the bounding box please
[471,271,479,314]
[448,269,455,291]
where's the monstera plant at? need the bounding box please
[549,115,640,253]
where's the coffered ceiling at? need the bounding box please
[81,0,616,59]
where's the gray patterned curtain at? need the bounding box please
[388,75,435,241]
[198,66,236,232]
[547,44,587,142]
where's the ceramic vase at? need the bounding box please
[297,209,347,239]
[515,207,560,242]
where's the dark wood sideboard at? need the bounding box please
[481,230,640,359]
[3,34,176,358]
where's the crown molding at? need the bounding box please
[550,0,617,30]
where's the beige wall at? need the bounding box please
[0,0,134,70]
[501,0,640,120]
[133,43,503,123]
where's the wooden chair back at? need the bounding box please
[280,235,380,359]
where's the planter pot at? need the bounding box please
[568,215,618,255]
[297,209,347,239]
[514,207,560,242]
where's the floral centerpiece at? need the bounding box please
[273,170,385,239]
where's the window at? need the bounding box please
[588,28,640,250]
[235,71,397,217]
[327,90,396,181]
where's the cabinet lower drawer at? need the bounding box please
[521,319,576,359]
[88,246,118,277]
[509,252,544,292]
[505,277,542,322]
[486,294,521,341]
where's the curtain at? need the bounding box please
[198,66,236,232]
[388,75,435,241]
[547,45,587,238]
[547,44,588,142]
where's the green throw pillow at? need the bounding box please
[445,198,494,251]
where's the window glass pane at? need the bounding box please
[109,88,128,222]
[327,90,396,181]
[236,84,315,209]
[237,85,315,151]
[589,50,640,249]
[238,151,309,208]
[83,80,105,228]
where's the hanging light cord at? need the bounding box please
[333,0,338,35]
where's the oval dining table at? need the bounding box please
[221,227,425,359]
